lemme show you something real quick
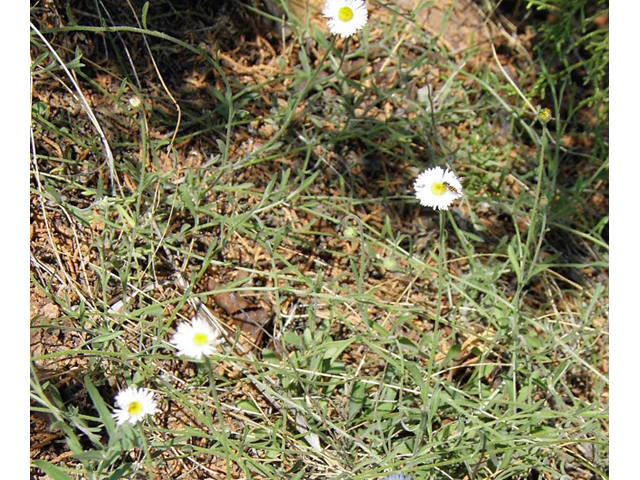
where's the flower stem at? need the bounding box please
[137,423,156,480]
[417,210,447,451]
[525,123,549,280]
[510,120,549,410]
[205,356,232,479]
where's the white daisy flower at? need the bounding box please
[414,166,463,211]
[170,317,223,360]
[112,386,159,426]
[323,0,368,38]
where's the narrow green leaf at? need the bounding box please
[237,398,261,414]
[321,338,356,362]
[106,463,135,480]
[65,4,78,26]
[407,362,425,391]
[262,348,280,365]
[44,184,62,204]
[179,184,197,219]
[507,243,522,278]
[443,343,462,364]
[348,381,366,419]
[85,376,115,436]
[32,460,74,480]
[397,336,419,354]
[141,2,150,29]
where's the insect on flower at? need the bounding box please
[442,181,459,194]
[414,166,463,211]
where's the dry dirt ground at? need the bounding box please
[30,0,608,478]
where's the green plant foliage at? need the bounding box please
[30,0,608,478]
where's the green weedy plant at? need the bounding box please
[527,0,609,156]
[30,0,607,478]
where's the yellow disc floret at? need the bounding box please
[338,6,354,22]
[431,182,447,196]
[193,332,209,346]
[128,400,143,416]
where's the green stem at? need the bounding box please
[524,124,549,281]
[417,210,447,451]
[205,357,232,479]
[137,423,156,480]
[510,119,550,411]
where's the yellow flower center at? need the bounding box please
[338,6,354,22]
[194,332,209,346]
[431,182,447,196]
[128,400,143,416]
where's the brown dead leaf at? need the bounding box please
[207,278,271,349]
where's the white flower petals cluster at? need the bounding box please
[170,317,223,360]
[112,386,159,426]
[323,0,368,38]
[414,166,463,211]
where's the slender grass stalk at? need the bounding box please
[137,423,156,480]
